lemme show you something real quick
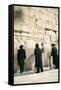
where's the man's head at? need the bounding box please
[35,44,39,48]
[20,45,23,49]
[51,44,55,47]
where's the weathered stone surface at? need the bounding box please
[14,6,58,72]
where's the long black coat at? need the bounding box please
[51,47,58,67]
[17,48,26,66]
[34,47,43,67]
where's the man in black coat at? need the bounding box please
[51,44,58,69]
[34,44,43,73]
[17,45,26,73]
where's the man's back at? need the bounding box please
[35,47,42,56]
[17,48,26,60]
[52,47,57,56]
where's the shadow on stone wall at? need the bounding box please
[25,54,35,71]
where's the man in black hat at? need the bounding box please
[34,44,43,73]
[17,45,26,73]
[51,44,58,69]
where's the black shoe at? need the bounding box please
[55,67,58,69]
[41,70,43,72]
[35,71,40,73]
[20,71,23,73]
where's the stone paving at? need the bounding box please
[14,68,59,84]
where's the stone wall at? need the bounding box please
[14,6,58,72]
